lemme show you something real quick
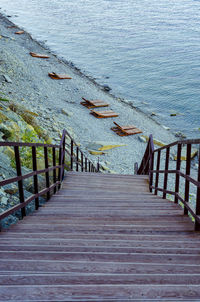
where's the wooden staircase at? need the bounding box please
[1,172,200,301]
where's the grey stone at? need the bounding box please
[1,196,8,205]
[175,132,186,139]
[138,136,147,143]
[3,74,12,83]
[0,124,12,138]
[4,184,18,195]
[61,109,73,117]
[162,125,170,131]
[103,84,111,91]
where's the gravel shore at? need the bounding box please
[0,13,177,174]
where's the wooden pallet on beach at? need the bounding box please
[30,52,50,59]
[81,97,109,109]
[15,31,24,35]
[48,72,72,80]
[111,122,143,136]
[90,109,119,118]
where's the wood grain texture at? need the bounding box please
[0,171,200,301]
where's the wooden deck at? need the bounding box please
[0,171,200,301]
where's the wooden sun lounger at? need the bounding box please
[81,97,109,109]
[111,122,143,136]
[48,72,72,80]
[30,52,50,59]
[15,31,24,35]
[90,110,119,118]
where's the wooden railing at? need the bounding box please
[0,129,99,227]
[137,136,200,231]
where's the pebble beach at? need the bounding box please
[0,13,178,175]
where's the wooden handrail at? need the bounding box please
[0,129,100,228]
[137,135,200,230]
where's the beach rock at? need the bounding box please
[0,124,13,139]
[0,111,9,123]
[175,132,186,139]
[61,109,73,117]
[162,125,170,131]
[100,164,116,174]
[89,150,106,155]
[152,139,166,147]
[123,99,134,106]
[1,196,8,205]
[102,85,111,92]
[0,188,8,206]
[0,75,6,82]
[87,141,126,152]
[3,74,12,83]
[141,135,166,147]
[138,136,147,143]
[3,146,15,160]
[4,184,18,195]
[173,146,198,161]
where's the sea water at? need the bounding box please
[0,0,200,138]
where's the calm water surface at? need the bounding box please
[0,0,200,137]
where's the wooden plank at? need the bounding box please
[1,238,199,248]
[1,285,200,301]
[3,231,199,241]
[1,259,200,274]
[0,244,200,255]
[1,273,200,285]
[1,251,200,264]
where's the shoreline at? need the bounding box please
[0,12,176,131]
[0,12,177,174]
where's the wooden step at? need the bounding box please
[1,171,200,301]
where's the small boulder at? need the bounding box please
[138,136,147,143]
[3,75,12,83]
[103,85,111,92]
[87,141,126,152]
[4,184,18,195]
[61,109,73,117]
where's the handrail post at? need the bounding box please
[163,147,170,199]
[81,152,84,172]
[134,162,138,175]
[52,147,57,194]
[32,146,39,210]
[97,158,100,172]
[44,146,50,201]
[174,143,182,204]
[155,150,161,195]
[76,147,79,172]
[14,146,26,218]
[58,146,62,189]
[85,158,87,172]
[184,144,191,215]
[195,146,200,231]
[149,152,154,193]
[89,162,91,172]
[62,135,65,180]
[70,139,73,171]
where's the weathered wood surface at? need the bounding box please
[0,171,200,301]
